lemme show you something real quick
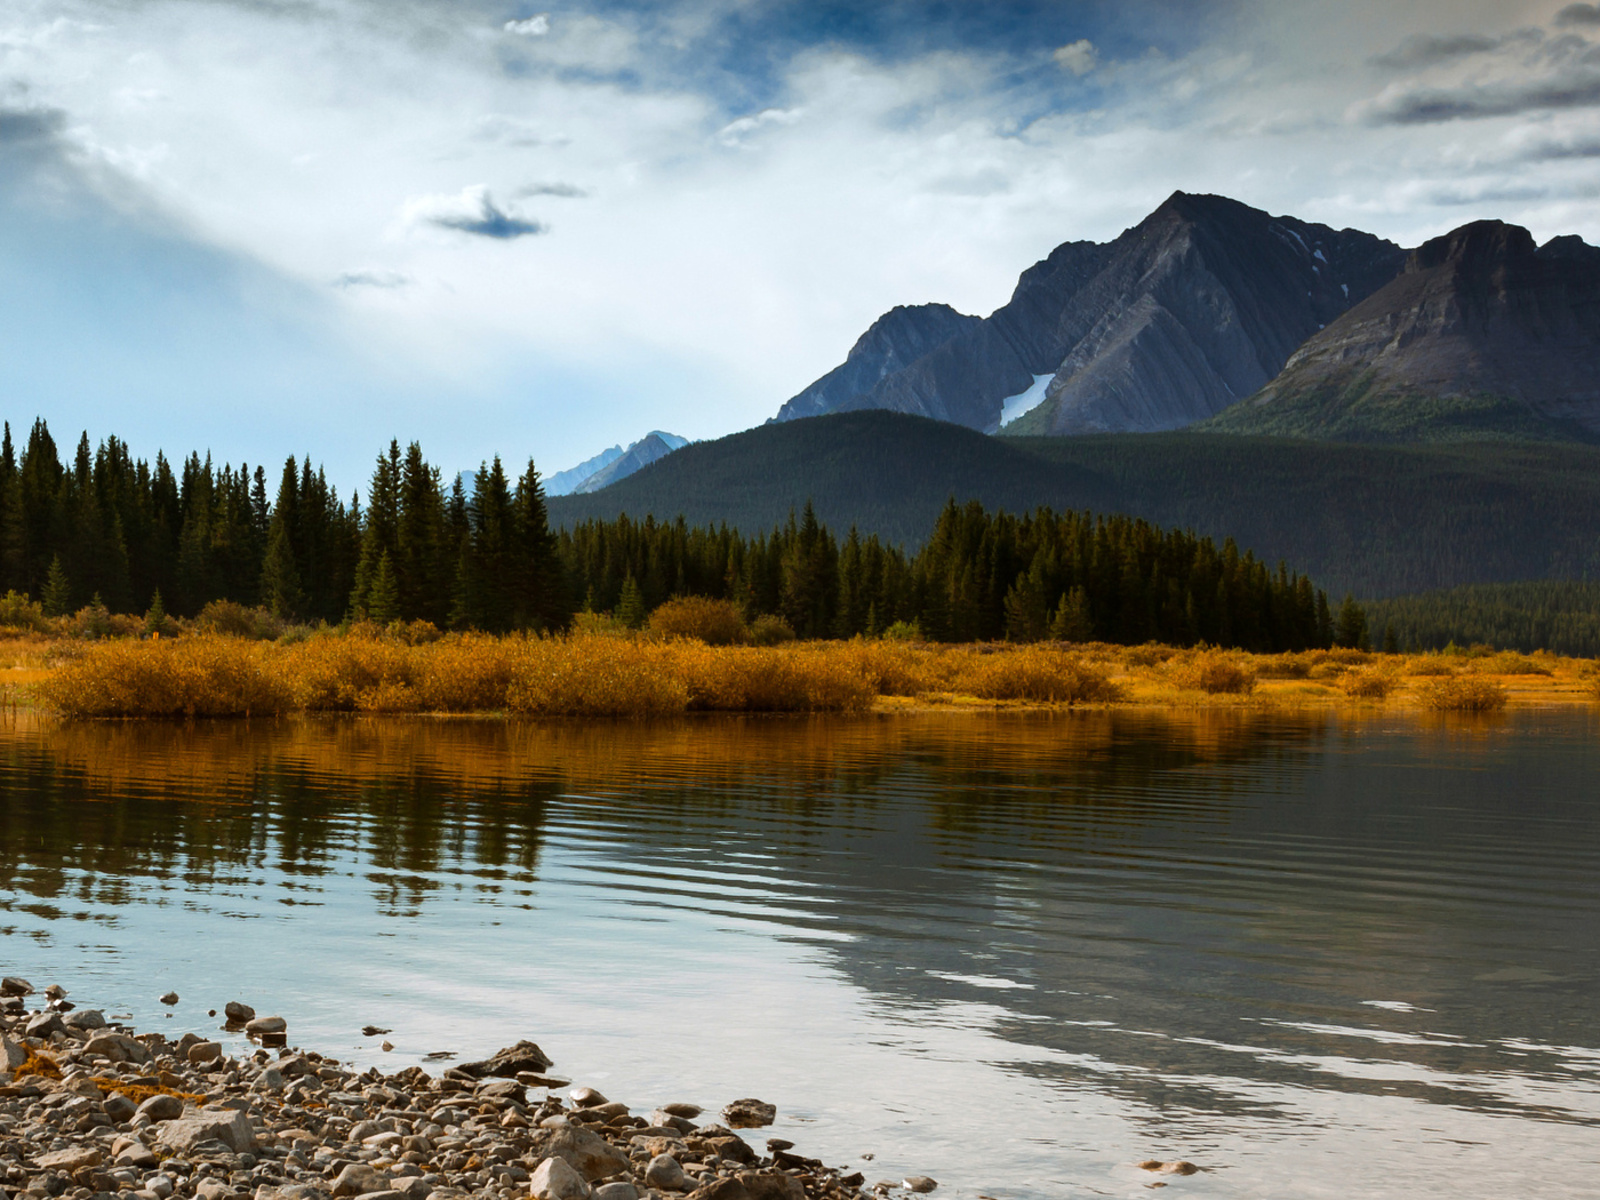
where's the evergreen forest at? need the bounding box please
[0,419,1350,652]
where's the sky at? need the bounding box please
[3,0,1599,489]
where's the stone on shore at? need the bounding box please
[530,1124,630,1181]
[0,1033,26,1069]
[135,1093,185,1121]
[224,1000,256,1022]
[156,1106,259,1154]
[0,975,33,996]
[530,1156,591,1200]
[84,1030,154,1063]
[188,1039,223,1064]
[721,1099,777,1129]
[903,1176,939,1193]
[457,1038,553,1078]
[34,1146,103,1171]
[246,1014,288,1035]
[160,990,180,1005]
[329,1164,390,1197]
[735,1174,804,1200]
[645,1153,691,1191]
[592,1184,639,1200]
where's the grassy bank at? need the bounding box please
[17,627,1600,719]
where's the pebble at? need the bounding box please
[0,978,894,1200]
[160,992,180,1006]
[903,1176,938,1193]
[1137,1159,1200,1176]
[721,1098,777,1129]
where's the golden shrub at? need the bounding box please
[647,596,749,645]
[1338,668,1399,699]
[37,635,295,718]
[1416,676,1508,712]
[1169,651,1257,695]
[946,645,1121,704]
[1256,653,1312,679]
[1467,652,1552,676]
[505,636,689,716]
[674,643,874,712]
[1405,657,1456,677]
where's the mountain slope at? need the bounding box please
[1205,220,1600,442]
[547,411,1600,596]
[773,304,981,422]
[546,444,625,496]
[771,192,1404,435]
[572,432,688,494]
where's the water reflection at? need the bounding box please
[0,709,1596,1199]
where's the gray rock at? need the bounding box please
[25,1011,66,1039]
[529,1157,590,1200]
[187,1041,222,1065]
[251,1066,286,1093]
[64,1009,107,1031]
[245,1015,287,1036]
[902,1178,938,1194]
[0,976,33,996]
[659,1103,702,1119]
[135,1094,184,1122]
[733,1174,804,1200]
[529,1125,630,1182]
[645,1154,690,1192]
[329,1165,389,1198]
[569,1087,608,1108]
[224,1001,256,1023]
[84,1033,154,1064]
[0,1035,26,1070]
[155,1107,258,1155]
[457,1039,553,1079]
[254,1187,327,1200]
[159,992,179,1005]
[720,1099,776,1129]
[115,1142,160,1169]
[104,1093,137,1123]
[592,1186,638,1200]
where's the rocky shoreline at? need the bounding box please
[0,979,937,1200]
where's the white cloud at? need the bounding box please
[717,107,804,146]
[503,14,550,37]
[1052,39,1098,76]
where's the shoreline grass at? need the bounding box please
[20,627,1600,719]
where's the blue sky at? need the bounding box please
[0,0,1593,489]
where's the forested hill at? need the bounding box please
[547,411,1600,598]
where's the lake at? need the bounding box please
[0,709,1596,1199]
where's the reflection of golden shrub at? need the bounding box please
[1338,668,1398,699]
[648,597,748,645]
[1416,676,1508,712]
[1170,651,1257,695]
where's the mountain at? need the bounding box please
[1203,220,1600,442]
[546,444,626,496]
[572,431,688,494]
[770,192,1405,435]
[546,410,1600,597]
[773,304,981,422]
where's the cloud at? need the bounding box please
[1371,34,1504,71]
[0,106,69,145]
[1051,39,1098,77]
[402,185,546,239]
[504,14,550,37]
[515,182,588,199]
[717,107,802,146]
[333,269,410,289]
[1556,4,1600,28]
[1357,68,1600,124]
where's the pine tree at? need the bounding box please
[260,523,306,619]
[41,554,70,617]
[1049,586,1094,642]
[1335,594,1369,650]
[143,588,170,637]
[1382,622,1399,655]
[367,551,401,625]
[616,573,646,629]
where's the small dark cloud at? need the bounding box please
[333,270,410,290]
[1517,135,1600,160]
[1362,70,1600,124]
[0,106,69,146]
[1556,4,1600,28]
[1372,34,1502,71]
[514,182,589,199]
[407,186,547,239]
[1424,183,1555,206]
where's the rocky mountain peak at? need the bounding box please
[1408,219,1537,274]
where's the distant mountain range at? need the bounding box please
[545,431,689,496]
[771,191,1600,443]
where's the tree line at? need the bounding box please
[0,420,1358,650]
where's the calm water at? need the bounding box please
[0,710,1597,1199]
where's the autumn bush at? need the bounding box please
[38,635,295,718]
[1416,676,1508,712]
[1405,656,1456,677]
[648,596,749,645]
[1338,667,1400,699]
[505,637,689,716]
[1169,650,1257,695]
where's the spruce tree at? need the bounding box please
[616,573,646,629]
[367,551,401,625]
[260,523,306,619]
[41,554,70,617]
[1335,594,1369,650]
[1049,586,1094,642]
[143,589,170,637]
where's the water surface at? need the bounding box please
[0,710,1596,1199]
